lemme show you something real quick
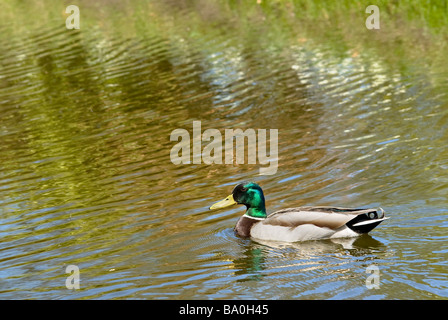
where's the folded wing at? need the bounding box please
[264,206,386,232]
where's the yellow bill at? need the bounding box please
[209,194,237,210]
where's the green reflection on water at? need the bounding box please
[0,0,447,300]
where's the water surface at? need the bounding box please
[0,1,447,299]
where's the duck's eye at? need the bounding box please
[241,187,247,192]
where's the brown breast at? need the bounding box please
[234,215,260,238]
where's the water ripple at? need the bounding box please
[0,5,447,299]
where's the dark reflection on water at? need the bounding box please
[1,2,448,300]
[233,246,266,282]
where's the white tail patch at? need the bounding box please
[352,217,389,227]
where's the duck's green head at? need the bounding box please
[209,182,267,218]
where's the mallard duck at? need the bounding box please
[209,182,388,242]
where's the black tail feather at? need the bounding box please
[346,208,388,234]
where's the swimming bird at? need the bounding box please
[209,182,388,242]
